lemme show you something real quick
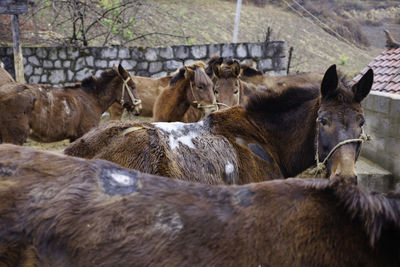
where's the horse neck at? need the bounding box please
[256,98,320,177]
[85,77,122,113]
[156,79,191,122]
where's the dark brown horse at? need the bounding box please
[1,144,399,266]
[0,64,141,145]
[108,74,172,120]
[152,61,218,122]
[65,65,373,184]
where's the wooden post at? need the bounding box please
[11,14,25,83]
[287,46,293,75]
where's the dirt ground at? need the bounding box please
[23,112,152,153]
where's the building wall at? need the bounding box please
[361,91,400,190]
[0,41,286,85]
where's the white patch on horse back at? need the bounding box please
[62,99,71,115]
[225,162,234,174]
[38,86,44,93]
[153,121,205,150]
[111,172,133,186]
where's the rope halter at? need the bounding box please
[189,81,219,111]
[309,119,372,177]
[120,77,142,107]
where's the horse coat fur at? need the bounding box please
[1,144,400,266]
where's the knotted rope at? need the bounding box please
[120,77,142,106]
[307,120,372,177]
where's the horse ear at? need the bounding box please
[184,66,195,80]
[212,63,222,78]
[118,63,128,76]
[321,64,338,99]
[231,61,241,77]
[352,69,373,103]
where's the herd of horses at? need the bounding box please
[0,53,399,266]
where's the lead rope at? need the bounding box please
[120,77,142,106]
[189,81,219,110]
[309,119,372,177]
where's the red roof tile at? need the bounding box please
[353,48,400,95]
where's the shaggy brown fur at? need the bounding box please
[152,61,217,122]
[108,74,172,120]
[1,144,400,266]
[65,65,373,183]
[0,64,141,145]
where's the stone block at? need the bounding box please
[208,44,221,56]
[95,70,103,77]
[23,48,32,56]
[67,70,74,81]
[164,60,183,71]
[137,62,148,70]
[151,71,168,78]
[95,60,108,68]
[29,75,40,83]
[49,69,66,84]
[58,48,67,59]
[235,44,247,58]
[6,47,13,55]
[28,56,40,66]
[145,48,158,61]
[75,68,92,81]
[191,45,207,59]
[120,59,137,70]
[86,56,94,67]
[149,61,162,73]
[36,48,47,59]
[265,41,286,57]
[118,48,130,59]
[75,57,85,71]
[23,57,27,65]
[272,57,286,70]
[34,68,42,75]
[174,46,189,59]
[159,47,174,59]
[63,61,71,68]
[101,47,118,59]
[184,59,196,66]
[49,48,58,60]
[40,74,48,83]
[54,60,62,68]
[221,44,234,58]
[131,47,145,60]
[258,59,272,70]
[248,43,262,58]
[24,65,33,76]
[43,60,53,68]
[109,60,120,68]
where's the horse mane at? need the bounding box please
[170,61,206,85]
[240,63,263,77]
[80,68,118,92]
[205,55,224,77]
[307,179,400,248]
[245,85,320,114]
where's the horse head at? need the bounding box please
[317,64,373,182]
[212,60,242,109]
[183,62,217,115]
[113,64,142,115]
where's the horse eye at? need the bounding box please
[234,90,239,94]
[198,84,204,90]
[319,118,329,126]
[359,120,365,127]
[214,90,219,95]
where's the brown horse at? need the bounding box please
[108,74,172,120]
[152,61,218,122]
[0,64,141,145]
[1,144,399,266]
[65,65,373,184]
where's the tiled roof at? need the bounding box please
[353,48,400,95]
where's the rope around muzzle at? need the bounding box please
[306,122,372,178]
[120,77,142,107]
[189,81,219,111]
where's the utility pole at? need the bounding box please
[232,0,242,43]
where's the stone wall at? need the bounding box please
[361,91,400,190]
[0,41,286,85]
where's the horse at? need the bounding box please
[108,74,172,120]
[64,64,373,184]
[0,64,142,145]
[1,144,399,266]
[152,61,218,122]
